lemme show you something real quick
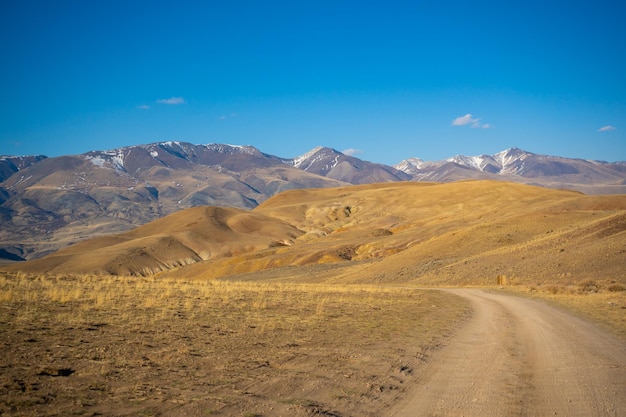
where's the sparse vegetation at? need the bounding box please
[608,283,626,292]
[579,279,599,293]
[0,272,469,417]
[501,279,626,338]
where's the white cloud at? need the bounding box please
[342,148,363,157]
[157,97,185,105]
[598,125,616,132]
[453,113,491,129]
[137,104,150,110]
[452,114,478,126]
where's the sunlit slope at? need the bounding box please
[4,206,302,276]
[5,180,625,285]
[167,181,626,285]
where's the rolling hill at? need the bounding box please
[5,180,625,287]
[5,206,302,276]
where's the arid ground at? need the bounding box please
[1,181,625,416]
[0,273,470,416]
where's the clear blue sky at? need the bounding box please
[1,0,625,165]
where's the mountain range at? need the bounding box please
[1,141,625,261]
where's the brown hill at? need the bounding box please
[190,180,625,286]
[5,206,302,276]
[7,180,624,287]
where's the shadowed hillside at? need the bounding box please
[4,206,301,276]
[4,180,626,286]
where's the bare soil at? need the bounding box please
[388,289,626,417]
[0,274,469,417]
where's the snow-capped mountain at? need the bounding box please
[395,148,626,187]
[288,146,410,184]
[82,141,277,175]
[395,148,533,176]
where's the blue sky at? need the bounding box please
[1,0,625,165]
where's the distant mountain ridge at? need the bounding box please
[394,148,626,191]
[289,146,410,183]
[0,155,47,182]
[81,141,282,175]
[1,141,625,261]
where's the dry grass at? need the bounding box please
[10,181,626,287]
[0,272,469,417]
[501,279,626,339]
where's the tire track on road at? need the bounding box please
[388,289,626,417]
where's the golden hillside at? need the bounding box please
[5,180,626,285]
[5,206,302,276]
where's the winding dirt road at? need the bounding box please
[388,289,626,417]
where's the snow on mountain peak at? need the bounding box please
[393,157,427,175]
[203,143,261,156]
[84,148,127,171]
[292,147,340,169]
[395,148,538,176]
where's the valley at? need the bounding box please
[6,180,625,288]
[1,179,625,416]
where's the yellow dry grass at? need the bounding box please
[499,280,626,339]
[0,272,468,417]
[163,181,626,288]
[6,181,625,290]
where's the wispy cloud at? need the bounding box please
[342,148,363,157]
[218,112,237,121]
[598,125,616,132]
[452,113,491,129]
[157,97,185,105]
[137,104,150,110]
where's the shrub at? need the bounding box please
[544,284,562,295]
[607,283,626,292]
[579,279,598,293]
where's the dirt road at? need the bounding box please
[388,289,626,417]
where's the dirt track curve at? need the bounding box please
[387,289,626,417]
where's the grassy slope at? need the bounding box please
[7,180,625,287]
[162,181,625,287]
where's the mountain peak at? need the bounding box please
[291,147,343,170]
[202,143,263,156]
[0,155,48,182]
